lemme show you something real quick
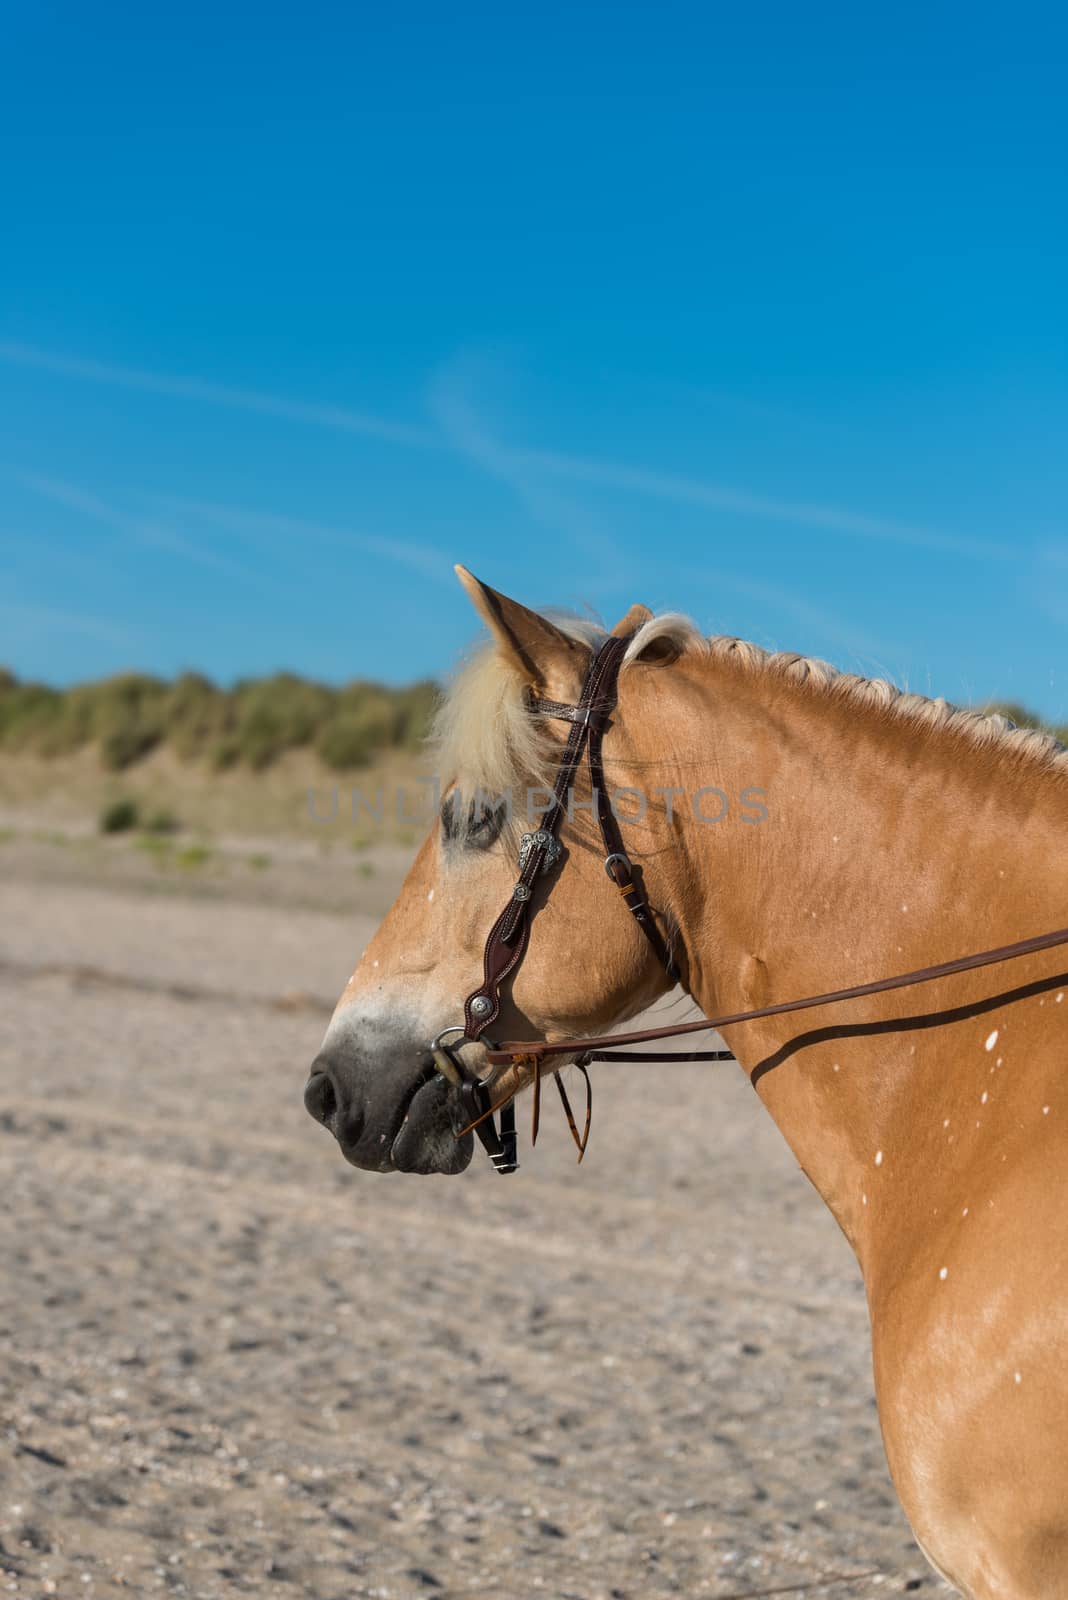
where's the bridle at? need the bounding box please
[429,632,684,1173]
[430,632,1068,1176]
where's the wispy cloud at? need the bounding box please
[429,357,1010,562]
[4,338,1013,560]
[1027,541,1068,628]
[18,473,266,585]
[503,445,1012,562]
[675,565,902,676]
[0,596,139,648]
[428,369,629,571]
[0,340,437,449]
[148,495,454,586]
[12,468,453,590]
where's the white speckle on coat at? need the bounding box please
[985,1030,999,1052]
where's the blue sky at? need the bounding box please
[2,2,1066,717]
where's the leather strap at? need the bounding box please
[463,635,634,1037]
[486,922,1068,1068]
[458,1058,594,1164]
[580,1049,735,1062]
[455,1067,518,1174]
[586,677,681,983]
[526,693,588,724]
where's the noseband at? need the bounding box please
[431,634,1068,1176]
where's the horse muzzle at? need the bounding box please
[303,1045,475,1176]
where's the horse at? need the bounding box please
[304,565,1068,1598]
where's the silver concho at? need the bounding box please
[518,829,563,875]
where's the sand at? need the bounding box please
[0,839,943,1598]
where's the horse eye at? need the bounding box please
[440,795,504,849]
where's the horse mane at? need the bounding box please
[431,614,605,812]
[432,609,1068,809]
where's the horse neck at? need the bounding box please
[642,654,1068,1261]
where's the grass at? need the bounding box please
[135,832,173,863]
[177,843,213,870]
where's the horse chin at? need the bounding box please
[388,1074,475,1175]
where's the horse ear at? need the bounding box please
[610,603,653,638]
[612,603,687,663]
[454,566,590,690]
[624,614,691,666]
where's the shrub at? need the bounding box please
[394,680,440,749]
[315,699,405,770]
[84,673,168,769]
[209,735,243,771]
[316,683,407,771]
[230,673,335,769]
[100,797,140,833]
[316,716,376,771]
[165,672,228,761]
[237,703,288,770]
[0,683,67,751]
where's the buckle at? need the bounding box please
[518,829,564,875]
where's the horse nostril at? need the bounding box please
[304,1070,338,1128]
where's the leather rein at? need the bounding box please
[430,632,1068,1174]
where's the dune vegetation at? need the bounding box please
[0,668,440,773]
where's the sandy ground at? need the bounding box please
[0,838,946,1599]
